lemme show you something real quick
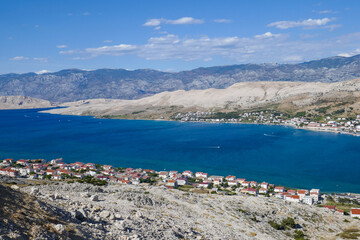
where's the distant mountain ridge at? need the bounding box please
[2,54,360,102]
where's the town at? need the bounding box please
[1,157,360,219]
[172,111,360,135]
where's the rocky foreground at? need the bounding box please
[1,181,359,239]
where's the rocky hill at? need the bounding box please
[0,183,87,239]
[0,96,53,109]
[42,78,360,120]
[1,54,360,102]
[0,181,358,239]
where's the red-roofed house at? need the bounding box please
[260,182,269,189]
[159,171,168,179]
[259,188,268,194]
[241,188,257,195]
[7,169,18,177]
[195,172,208,178]
[285,195,300,203]
[274,186,284,193]
[297,189,308,200]
[225,175,236,181]
[287,189,296,195]
[103,165,113,171]
[17,159,30,166]
[46,169,56,175]
[182,170,193,178]
[166,179,177,188]
[323,205,336,210]
[213,178,221,186]
[250,181,258,187]
[350,208,360,218]
[236,178,246,183]
[337,209,344,215]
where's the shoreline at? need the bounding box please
[35,106,360,137]
[2,156,360,196]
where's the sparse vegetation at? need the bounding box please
[268,217,297,231]
[337,228,360,239]
[293,230,306,240]
[78,176,107,186]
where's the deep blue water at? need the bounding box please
[0,108,359,193]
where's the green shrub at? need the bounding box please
[281,217,296,229]
[294,230,305,240]
[268,220,283,230]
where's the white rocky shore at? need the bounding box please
[20,182,359,239]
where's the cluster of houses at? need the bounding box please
[173,111,214,122]
[172,111,360,135]
[1,157,360,217]
[173,111,284,123]
[0,158,148,184]
[286,115,360,135]
[160,170,323,206]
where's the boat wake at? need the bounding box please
[264,133,278,137]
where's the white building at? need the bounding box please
[259,188,268,194]
[274,186,284,193]
[195,172,208,178]
[310,189,320,202]
[260,182,269,189]
[176,178,187,186]
[302,196,314,205]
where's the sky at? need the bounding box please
[1,0,360,74]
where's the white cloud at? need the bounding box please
[338,49,360,57]
[167,17,203,25]
[103,40,113,43]
[268,18,333,29]
[10,56,29,61]
[33,57,48,62]
[62,33,286,62]
[143,17,204,27]
[283,55,303,62]
[56,45,68,49]
[85,44,137,56]
[324,24,342,32]
[318,10,337,14]
[82,12,90,16]
[254,32,281,39]
[58,31,360,64]
[36,70,50,74]
[59,50,77,55]
[143,19,162,26]
[213,19,232,23]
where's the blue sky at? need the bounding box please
[1,0,360,74]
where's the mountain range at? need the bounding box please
[2,54,360,103]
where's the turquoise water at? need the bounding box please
[0,108,359,193]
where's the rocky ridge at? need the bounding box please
[0,96,53,109]
[42,78,360,119]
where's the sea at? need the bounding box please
[0,108,359,193]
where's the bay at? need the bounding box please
[0,108,359,193]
